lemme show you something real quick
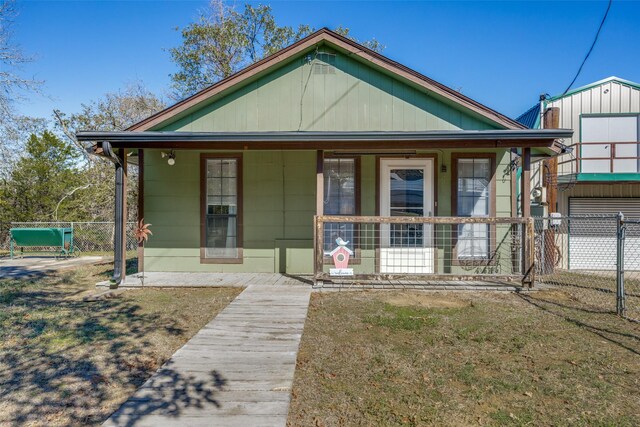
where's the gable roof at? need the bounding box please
[129,28,525,131]
[516,76,640,129]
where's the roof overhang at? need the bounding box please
[77,129,573,159]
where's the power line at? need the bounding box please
[561,0,613,96]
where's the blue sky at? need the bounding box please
[12,0,640,121]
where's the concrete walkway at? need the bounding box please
[104,284,312,427]
[0,256,111,279]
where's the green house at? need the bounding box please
[78,29,571,286]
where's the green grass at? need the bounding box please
[288,290,640,426]
[0,263,241,426]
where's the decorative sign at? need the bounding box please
[329,237,354,276]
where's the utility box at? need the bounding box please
[531,204,548,232]
[549,212,562,228]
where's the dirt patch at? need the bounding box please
[533,289,575,302]
[377,291,472,309]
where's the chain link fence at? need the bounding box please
[534,215,640,322]
[0,222,137,257]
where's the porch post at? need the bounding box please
[521,148,531,218]
[137,149,144,273]
[116,148,128,285]
[521,147,533,287]
[315,150,324,285]
[316,150,324,216]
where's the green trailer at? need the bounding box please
[10,228,74,258]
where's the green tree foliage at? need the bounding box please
[0,85,163,224]
[0,115,46,181]
[170,1,383,99]
[0,131,82,222]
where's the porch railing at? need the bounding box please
[558,141,640,175]
[314,216,535,286]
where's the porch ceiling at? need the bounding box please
[76,129,572,158]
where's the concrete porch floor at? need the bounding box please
[97,272,314,288]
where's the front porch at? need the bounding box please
[74,132,569,288]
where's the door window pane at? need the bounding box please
[323,158,356,252]
[390,168,424,247]
[205,158,239,258]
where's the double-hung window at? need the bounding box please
[202,154,242,262]
[323,158,358,253]
[453,155,495,262]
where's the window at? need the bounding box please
[581,115,640,173]
[389,168,425,247]
[323,158,357,253]
[453,155,495,261]
[201,155,242,262]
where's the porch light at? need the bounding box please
[161,150,176,166]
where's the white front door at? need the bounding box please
[379,158,435,274]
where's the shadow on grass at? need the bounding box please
[0,265,52,281]
[517,292,640,357]
[100,257,139,280]
[0,272,226,425]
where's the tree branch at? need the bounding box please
[53,182,93,221]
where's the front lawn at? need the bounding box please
[0,262,241,426]
[289,290,640,426]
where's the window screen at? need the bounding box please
[205,158,239,258]
[456,158,491,259]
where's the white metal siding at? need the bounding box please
[537,80,640,178]
[569,198,640,270]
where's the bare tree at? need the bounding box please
[52,83,165,221]
[0,0,42,121]
[0,0,45,180]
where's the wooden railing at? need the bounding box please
[314,215,535,286]
[558,141,640,175]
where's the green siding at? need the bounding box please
[145,150,317,272]
[144,148,513,273]
[142,43,513,273]
[156,46,499,133]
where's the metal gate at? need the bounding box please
[535,214,640,322]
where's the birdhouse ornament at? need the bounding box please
[330,237,353,269]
